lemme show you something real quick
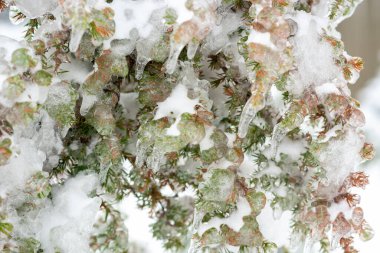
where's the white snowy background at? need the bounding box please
[1,5,380,252]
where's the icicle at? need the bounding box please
[80,94,97,116]
[187,240,202,253]
[270,124,286,158]
[239,246,259,253]
[99,164,110,185]
[187,41,199,60]
[135,140,148,168]
[135,55,150,80]
[9,6,25,25]
[255,247,264,253]
[0,48,8,73]
[272,205,283,220]
[188,209,204,253]
[165,43,185,74]
[0,48,5,59]
[191,209,204,233]
[289,232,304,253]
[148,145,164,172]
[330,234,340,250]
[351,207,364,228]
[303,236,315,253]
[238,97,264,138]
[69,27,86,52]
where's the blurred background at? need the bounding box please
[339,0,380,93]
[1,1,379,252]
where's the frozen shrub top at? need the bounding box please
[0,0,374,252]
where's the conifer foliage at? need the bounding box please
[0,0,374,252]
